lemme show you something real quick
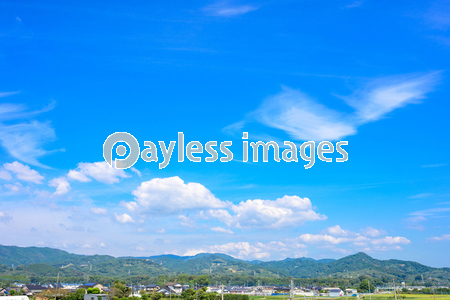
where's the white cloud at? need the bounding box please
[422,163,447,168]
[136,246,145,251]
[128,177,325,229]
[114,213,135,224]
[0,170,12,180]
[131,167,141,177]
[428,234,450,241]
[0,102,58,168]
[4,182,24,193]
[129,176,227,214]
[298,233,350,245]
[371,236,411,245]
[67,170,91,182]
[224,73,439,141]
[69,161,130,184]
[184,240,307,260]
[91,207,107,215]
[49,177,71,196]
[361,227,386,237]
[121,201,138,212]
[208,195,326,229]
[178,215,196,228]
[4,161,44,184]
[295,226,409,250]
[81,243,92,249]
[408,193,433,199]
[325,225,353,237]
[211,226,234,234]
[99,242,106,248]
[345,73,438,123]
[156,228,166,233]
[0,211,12,223]
[203,2,257,17]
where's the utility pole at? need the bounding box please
[368,280,371,300]
[55,273,60,300]
[289,279,294,300]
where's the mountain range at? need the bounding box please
[0,244,449,283]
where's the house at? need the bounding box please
[79,283,105,292]
[0,288,8,296]
[48,283,64,289]
[206,286,228,294]
[144,285,160,292]
[161,283,183,295]
[156,288,174,296]
[345,289,358,296]
[329,288,344,297]
[23,285,46,295]
[84,294,109,300]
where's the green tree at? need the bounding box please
[87,288,101,294]
[194,275,211,286]
[10,290,18,296]
[112,281,131,298]
[359,279,375,293]
[181,288,195,300]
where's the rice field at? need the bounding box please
[249,294,450,300]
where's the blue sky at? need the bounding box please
[0,0,450,267]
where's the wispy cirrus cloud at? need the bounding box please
[224,72,440,141]
[202,2,257,17]
[0,100,59,168]
[422,163,447,168]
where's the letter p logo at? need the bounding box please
[103,132,140,169]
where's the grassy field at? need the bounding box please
[250,294,450,300]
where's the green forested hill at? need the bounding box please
[0,245,115,266]
[0,244,449,284]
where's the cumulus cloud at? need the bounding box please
[428,234,450,241]
[185,240,307,260]
[128,176,227,214]
[295,225,409,249]
[3,182,24,193]
[49,177,71,196]
[115,213,135,224]
[325,225,354,237]
[68,161,130,184]
[202,2,257,17]
[224,72,439,141]
[371,236,411,245]
[125,177,325,229]
[298,233,351,245]
[211,226,234,234]
[0,170,12,180]
[178,215,196,228]
[4,161,44,184]
[207,195,326,229]
[361,227,386,237]
[67,170,91,182]
[91,207,108,215]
